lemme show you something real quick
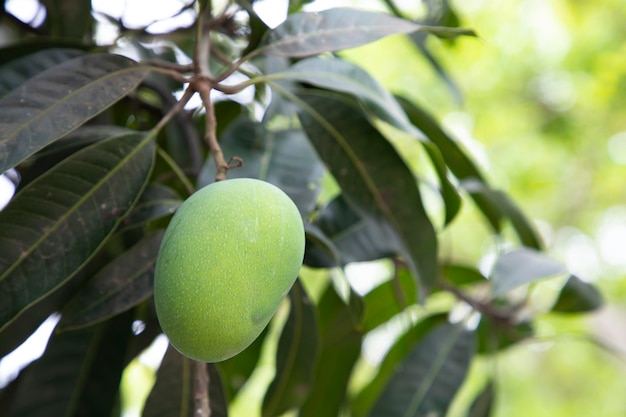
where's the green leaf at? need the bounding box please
[0,40,93,66]
[476,318,533,354]
[551,275,604,313]
[0,133,155,331]
[352,313,448,417]
[0,53,149,173]
[4,311,135,417]
[304,194,398,267]
[262,281,319,417]
[295,90,438,296]
[123,184,182,229]
[299,287,363,417]
[199,117,325,216]
[143,347,229,417]
[468,382,495,417]
[257,8,472,58]
[41,0,94,40]
[302,221,341,268]
[361,265,417,332]
[490,249,566,297]
[0,48,84,97]
[367,323,475,417]
[58,231,164,331]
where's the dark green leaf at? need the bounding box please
[367,323,475,417]
[299,287,363,417]
[490,249,566,297]
[262,281,319,417]
[123,184,182,229]
[257,8,472,58]
[551,275,604,313]
[4,311,135,417]
[302,221,341,268]
[0,133,155,331]
[59,231,164,331]
[0,48,84,97]
[143,347,229,417]
[468,382,495,417]
[296,91,438,296]
[0,53,149,173]
[199,117,325,216]
[0,40,93,66]
[304,194,397,268]
[443,264,487,286]
[352,313,448,417]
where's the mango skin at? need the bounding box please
[153,178,305,362]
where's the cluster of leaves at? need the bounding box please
[0,1,604,417]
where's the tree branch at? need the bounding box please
[193,360,211,417]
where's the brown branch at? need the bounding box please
[196,85,230,181]
[437,279,514,324]
[193,361,211,417]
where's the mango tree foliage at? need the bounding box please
[0,1,607,417]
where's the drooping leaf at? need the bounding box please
[295,90,438,296]
[143,347,229,417]
[199,117,325,216]
[551,275,604,313]
[367,323,475,417]
[299,286,363,417]
[256,8,473,58]
[262,281,319,417]
[352,313,448,417]
[490,249,566,297]
[468,381,495,417]
[4,311,135,417]
[0,133,155,331]
[0,48,84,97]
[58,231,164,331]
[0,53,149,173]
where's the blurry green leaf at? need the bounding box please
[468,382,495,417]
[256,8,473,58]
[367,323,475,417]
[0,49,84,97]
[4,311,135,417]
[491,249,566,297]
[361,265,417,332]
[352,313,448,417]
[0,40,93,66]
[262,281,318,417]
[552,275,604,313]
[296,91,438,296]
[476,318,533,354]
[199,117,325,216]
[443,264,487,286]
[59,231,164,331]
[299,287,363,417]
[0,54,149,173]
[0,133,155,331]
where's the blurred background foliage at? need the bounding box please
[337,0,626,415]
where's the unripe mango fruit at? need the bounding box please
[153,178,305,362]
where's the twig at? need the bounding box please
[437,279,513,324]
[196,86,230,181]
[193,361,211,417]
